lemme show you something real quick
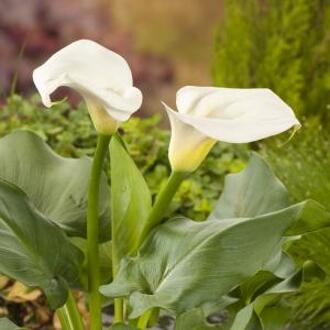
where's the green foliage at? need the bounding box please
[1,94,327,327]
[0,94,98,157]
[289,277,330,329]
[262,120,330,328]
[213,0,330,120]
[0,178,83,309]
[208,153,289,220]
[110,135,152,263]
[100,154,321,329]
[0,130,110,240]
[262,120,330,206]
[214,3,330,326]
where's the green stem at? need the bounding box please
[56,308,71,330]
[147,308,160,327]
[66,291,85,330]
[139,171,186,244]
[113,298,124,323]
[111,135,125,323]
[87,134,111,330]
[137,309,153,329]
[56,291,84,330]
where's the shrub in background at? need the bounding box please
[213,0,330,121]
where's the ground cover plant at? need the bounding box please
[0,38,329,330]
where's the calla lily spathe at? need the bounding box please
[164,86,301,172]
[33,39,142,135]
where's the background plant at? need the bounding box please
[213,0,330,121]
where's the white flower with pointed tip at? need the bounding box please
[33,39,142,135]
[163,86,301,172]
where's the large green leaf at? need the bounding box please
[208,152,289,220]
[0,130,110,240]
[110,136,151,261]
[0,318,27,330]
[0,179,83,308]
[209,153,330,234]
[100,203,304,318]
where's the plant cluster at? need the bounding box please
[0,39,328,330]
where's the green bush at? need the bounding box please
[213,0,330,120]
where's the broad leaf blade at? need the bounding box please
[0,130,110,240]
[209,152,289,220]
[110,136,151,260]
[100,203,304,318]
[0,179,83,308]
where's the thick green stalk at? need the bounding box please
[56,308,71,330]
[66,291,85,330]
[137,309,154,330]
[87,134,111,330]
[113,297,124,323]
[139,171,186,244]
[111,135,125,323]
[56,291,84,330]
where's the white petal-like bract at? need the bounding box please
[33,39,142,134]
[165,86,300,172]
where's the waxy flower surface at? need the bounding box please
[33,39,142,134]
[164,86,300,172]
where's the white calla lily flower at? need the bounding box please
[33,39,142,135]
[164,86,301,172]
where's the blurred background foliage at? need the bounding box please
[213,0,330,121]
[0,0,329,329]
